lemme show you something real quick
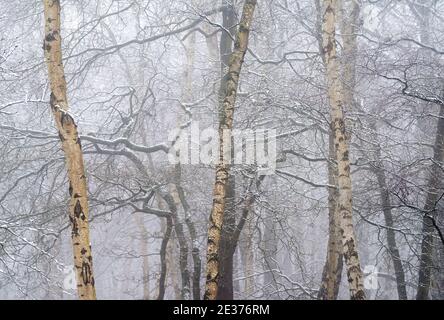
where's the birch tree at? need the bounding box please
[315,0,343,300]
[204,0,257,300]
[43,0,96,300]
[216,0,237,301]
[321,0,365,300]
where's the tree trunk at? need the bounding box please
[319,0,361,300]
[217,175,236,299]
[318,132,343,300]
[237,177,263,297]
[407,0,444,301]
[321,0,365,300]
[43,0,96,300]
[215,1,237,300]
[417,104,444,299]
[174,168,202,300]
[244,217,255,296]
[204,0,257,300]
[158,215,173,300]
[316,0,343,299]
[168,25,200,300]
[375,162,408,300]
[340,0,359,117]
[263,208,278,299]
[368,120,408,300]
[163,192,191,299]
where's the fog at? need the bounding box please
[0,0,443,300]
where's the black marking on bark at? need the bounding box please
[324,41,333,56]
[58,131,65,142]
[69,215,79,237]
[351,290,365,300]
[325,5,334,15]
[81,248,87,255]
[73,193,81,198]
[238,24,249,33]
[74,200,82,218]
[344,239,359,260]
[49,92,57,110]
[60,112,74,126]
[68,183,73,196]
[45,33,56,42]
[81,261,92,285]
[44,43,51,52]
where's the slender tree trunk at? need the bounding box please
[368,120,408,300]
[321,0,365,300]
[140,154,187,300]
[408,0,444,300]
[217,175,236,299]
[43,0,96,300]
[174,29,202,300]
[244,217,255,296]
[375,163,408,300]
[167,23,197,301]
[216,1,237,300]
[204,0,257,300]
[434,213,444,299]
[237,177,263,297]
[217,176,263,299]
[315,0,343,299]
[239,209,255,297]
[174,169,202,300]
[319,0,361,300]
[340,0,359,117]
[204,3,240,300]
[318,133,343,299]
[163,192,191,300]
[263,208,278,299]
[204,23,220,77]
[233,248,241,296]
[158,215,173,300]
[417,104,444,299]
